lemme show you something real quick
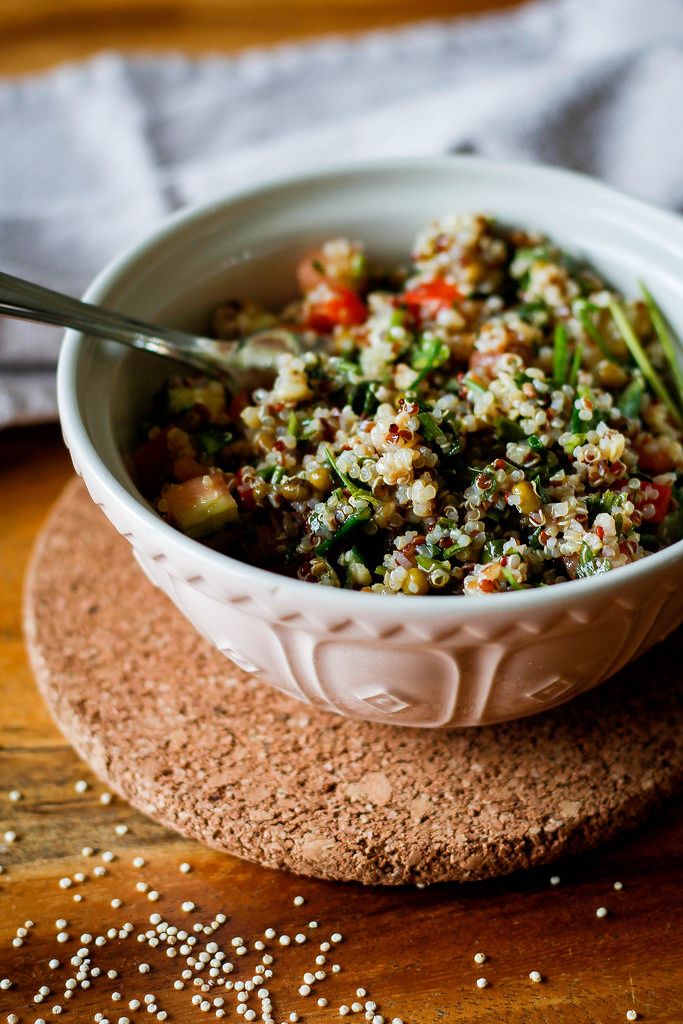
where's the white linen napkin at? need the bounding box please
[2,0,683,428]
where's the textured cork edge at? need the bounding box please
[23,479,683,885]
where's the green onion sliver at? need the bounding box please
[323,446,381,506]
[607,299,682,425]
[568,341,584,390]
[639,281,683,407]
[552,323,569,386]
[575,301,622,363]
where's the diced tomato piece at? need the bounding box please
[131,429,170,499]
[172,455,206,483]
[234,467,259,511]
[468,350,500,377]
[304,286,367,332]
[297,244,366,294]
[298,249,329,293]
[634,480,672,523]
[228,389,250,420]
[402,278,462,313]
[635,438,676,475]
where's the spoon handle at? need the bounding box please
[0,270,231,375]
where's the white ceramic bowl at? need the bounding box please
[57,157,683,728]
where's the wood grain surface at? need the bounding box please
[1,1,683,1019]
[0,0,521,74]
[2,427,683,1022]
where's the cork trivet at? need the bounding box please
[24,479,683,885]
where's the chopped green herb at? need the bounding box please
[442,539,470,558]
[409,334,450,388]
[570,385,600,433]
[494,416,526,441]
[515,245,552,264]
[324,446,382,506]
[656,488,683,546]
[351,252,367,281]
[618,376,644,419]
[416,553,448,572]
[608,298,682,424]
[516,300,548,324]
[287,410,299,438]
[501,566,522,590]
[349,380,381,417]
[575,542,610,579]
[195,426,233,456]
[315,506,372,555]
[639,281,683,407]
[418,411,462,456]
[342,545,369,585]
[481,539,505,563]
[462,375,488,394]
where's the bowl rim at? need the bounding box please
[57,154,683,617]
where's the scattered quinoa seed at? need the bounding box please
[529,971,542,983]
[596,907,608,918]
[476,978,488,989]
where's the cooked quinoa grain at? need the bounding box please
[131,214,683,595]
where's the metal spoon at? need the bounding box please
[0,270,302,378]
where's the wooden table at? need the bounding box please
[0,0,520,74]
[1,3,683,1021]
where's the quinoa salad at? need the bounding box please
[130,214,683,596]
